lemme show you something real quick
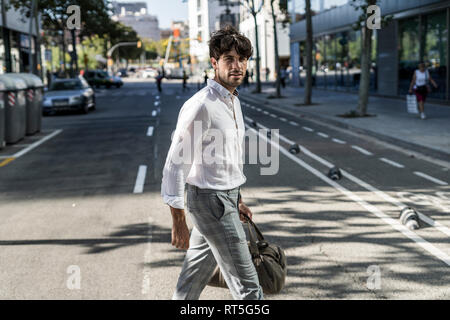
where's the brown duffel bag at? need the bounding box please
[207,214,287,294]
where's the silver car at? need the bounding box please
[43,76,96,115]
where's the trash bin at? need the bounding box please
[0,82,5,149]
[14,73,44,135]
[0,74,27,144]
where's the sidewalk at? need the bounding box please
[239,83,450,162]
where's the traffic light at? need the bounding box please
[137,40,142,48]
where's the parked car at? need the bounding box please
[84,69,115,88]
[111,75,123,88]
[43,76,95,115]
[117,68,128,77]
[165,68,185,79]
[140,68,158,79]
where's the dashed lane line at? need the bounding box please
[414,171,448,186]
[247,124,450,267]
[133,165,147,194]
[380,157,405,169]
[351,145,374,156]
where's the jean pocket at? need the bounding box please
[208,193,226,220]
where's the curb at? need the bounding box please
[239,92,450,163]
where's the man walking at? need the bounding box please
[161,26,263,300]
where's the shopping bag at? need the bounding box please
[406,94,418,114]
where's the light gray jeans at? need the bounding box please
[172,184,263,300]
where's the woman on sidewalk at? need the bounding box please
[408,62,438,119]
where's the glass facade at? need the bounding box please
[397,11,448,100]
[299,30,377,92]
[293,7,449,102]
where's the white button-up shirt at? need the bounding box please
[161,79,246,209]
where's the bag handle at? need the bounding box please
[241,213,265,241]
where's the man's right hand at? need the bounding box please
[170,206,190,250]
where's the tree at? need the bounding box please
[242,0,264,93]
[9,0,114,75]
[350,0,391,116]
[304,0,313,105]
[269,0,289,98]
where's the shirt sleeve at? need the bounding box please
[161,100,210,209]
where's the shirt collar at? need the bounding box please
[207,79,239,99]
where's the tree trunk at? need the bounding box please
[71,29,79,75]
[304,0,313,105]
[357,25,373,116]
[252,5,262,93]
[1,0,12,72]
[271,0,281,98]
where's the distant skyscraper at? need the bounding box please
[111,1,161,41]
[188,0,240,62]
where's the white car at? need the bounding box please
[140,68,158,79]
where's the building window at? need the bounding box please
[198,15,202,28]
[422,11,447,100]
[399,16,420,96]
[197,0,201,10]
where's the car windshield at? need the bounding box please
[50,80,83,91]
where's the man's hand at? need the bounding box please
[238,202,253,222]
[170,206,190,250]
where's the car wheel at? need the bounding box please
[91,97,96,110]
[80,101,89,114]
[116,84,120,88]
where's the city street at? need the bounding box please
[0,78,449,299]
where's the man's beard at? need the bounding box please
[218,71,243,89]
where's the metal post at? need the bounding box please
[28,0,37,73]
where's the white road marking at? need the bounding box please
[256,108,262,112]
[133,165,147,193]
[248,118,450,238]
[152,110,157,117]
[302,126,314,132]
[332,138,346,144]
[147,126,154,137]
[414,172,448,186]
[247,125,450,267]
[13,130,62,159]
[263,111,269,115]
[270,114,278,118]
[289,121,299,126]
[351,145,373,156]
[279,117,287,122]
[317,132,329,138]
[380,157,405,168]
[141,216,154,295]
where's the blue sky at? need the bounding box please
[118,0,188,29]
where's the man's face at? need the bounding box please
[211,49,248,90]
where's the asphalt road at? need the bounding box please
[0,78,449,299]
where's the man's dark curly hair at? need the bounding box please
[209,25,253,61]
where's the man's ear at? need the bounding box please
[211,57,218,71]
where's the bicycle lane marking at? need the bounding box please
[245,125,450,267]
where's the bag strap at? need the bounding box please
[241,214,264,258]
[242,214,264,241]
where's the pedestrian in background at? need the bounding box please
[161,25,263,301]
[243,70,250,88]
[156,70,163,93]
[182,70,188,92]
[204,69,208,86]
[409,62,438,120]
[280,67,287,88]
